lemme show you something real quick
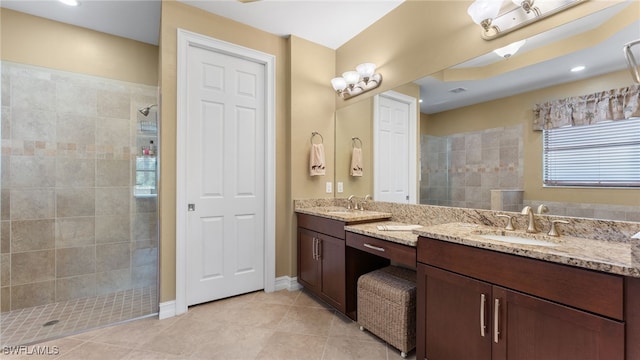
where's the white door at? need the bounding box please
[374,91,417,204]
[185,44,265,306]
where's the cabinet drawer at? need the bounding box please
[418,237,624,320]
[346,232,416,267]
[297,213,346,239]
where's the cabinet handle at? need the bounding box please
[494,298,500,344]
[480,294,486,337]
[363,243,385,252]
[312,238,317,260]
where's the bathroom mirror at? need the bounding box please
[334,1,640,220]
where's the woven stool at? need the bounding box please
[357,266,416,358]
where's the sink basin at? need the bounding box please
[478,234,558,247]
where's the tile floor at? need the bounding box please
[1,287,158,348]
[1,289,416,359]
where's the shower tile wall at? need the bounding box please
[0,61,158,312]
[421,124,524,209]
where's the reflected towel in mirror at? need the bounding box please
[350,147,363,176]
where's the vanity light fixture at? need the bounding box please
[59,0,79,6]
[493,39,526,58]
[467,0,584,40]
[331,63,382,100]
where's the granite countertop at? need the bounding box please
[416,222,640,278]
[295,206,392,222]
[345,221,421,247]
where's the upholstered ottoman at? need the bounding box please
[357,266,417,358]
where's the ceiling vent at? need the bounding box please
[449,87,467,94]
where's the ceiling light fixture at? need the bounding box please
[59,0,79,6]
[493,39,526,58]
[331,63,382,100]
[467,0,584,40]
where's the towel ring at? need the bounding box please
[311,132,323,144]
[352,137,362,149]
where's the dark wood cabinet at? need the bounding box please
[297,226,346,312]
[296,213,389,318]
[417,237,625,360]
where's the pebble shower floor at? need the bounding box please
[0,286,157,347]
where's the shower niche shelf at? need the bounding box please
[134,155,157,198]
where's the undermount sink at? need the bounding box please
[478,234,559,247]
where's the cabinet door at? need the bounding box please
[319,233,346,312]
[420,264,492,360]
[493,286,624,360]
[298,228,320,292]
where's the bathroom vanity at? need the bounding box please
[294,200,640,359]
[415,223,640,360]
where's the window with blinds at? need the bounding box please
[543,118,640,187]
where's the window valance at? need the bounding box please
[533,84,640,130]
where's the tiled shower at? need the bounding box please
[0,61,159,345]
[420,124,524,209]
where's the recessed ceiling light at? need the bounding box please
[571,65,586,72]
[59,0,79,6]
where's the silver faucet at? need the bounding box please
[537,204,549,214]
[347,195,355,210]
[521,206,537,233]
[548,220,569,237]
[362,194,372,210]
[496,214,515,230]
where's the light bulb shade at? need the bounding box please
[331,77,347,91]
[356,63,376,79]
[342,71,361,86]
[493,39,526,58]
[467,0,502,25]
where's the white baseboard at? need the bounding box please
[159,300,176,320]
[160,278,300,319]
[274,276,302,291]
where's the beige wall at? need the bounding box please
[159,1,314,302]
[0,8,158,86]
[424,69,639,207]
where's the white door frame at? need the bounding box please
[373,90,418,204]
[175,29,276,316]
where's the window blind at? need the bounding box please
[543,118,640,187]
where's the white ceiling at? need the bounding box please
[0,0,404,49]
[2,0,638,114]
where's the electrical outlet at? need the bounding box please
[337,182,344,193]
[326,182,332,193]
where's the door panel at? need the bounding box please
[495,287,624,360]
[376,94,411,203]
[320,234,346,311]
[186,44,265,306]
[423,264,492,360]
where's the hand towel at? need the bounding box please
[350,147,363,177]
[376,225,423,231]
[310,143,326,176]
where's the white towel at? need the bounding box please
[310,143,326,176]
[350,147,363,177]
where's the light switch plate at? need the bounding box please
[337,182,344,193]
[326,182,332,193]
